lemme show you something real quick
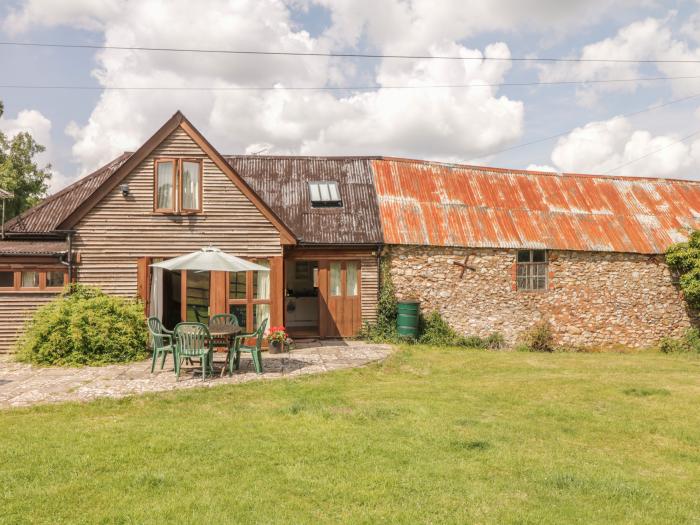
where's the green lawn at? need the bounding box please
[1,347,699,524]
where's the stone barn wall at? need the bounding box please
[387,245,693,348]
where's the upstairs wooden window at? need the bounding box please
[516,250,548,291]
[154,159,202,214]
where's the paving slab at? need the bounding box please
[0,343,392,409]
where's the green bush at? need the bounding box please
[666,230,700,309]
[519,320,555,352]
[15,284,148,366]
[659,328,700,354]
[418,311,461,346]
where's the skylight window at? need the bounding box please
[309,181,342,207]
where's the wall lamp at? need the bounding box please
[119,184,130,197]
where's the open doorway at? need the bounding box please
[285,260,319,337]
[151,265,210,330]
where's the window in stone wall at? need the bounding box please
[516,250,548,291]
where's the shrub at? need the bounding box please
[418,311,461,346]
[659,328,700,354]
[666,230,700,309]
[519,320,555,352]
[484,332,506,350]
[15,284,148,366]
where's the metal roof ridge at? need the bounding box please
[374,156,700,185]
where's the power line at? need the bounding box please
[604,129,700,174]
[3,40,700,64]
[0,75,698,92]
[484,92,700,158]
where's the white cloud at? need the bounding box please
[3,0,527,177]
[538,15,700,104]
[1,0,121,34]
[547,115,700,178]
[313,0,643,52]
[525,164,558,172]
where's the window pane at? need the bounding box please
[21,271,39,288]
[346,262,358,296]
[229,272,246,299]
[156,161,175,209]
[517,250,531,263]
[46,271,65,287]
[229,304,247,329]
[330,262,341,296]
[185,271,209,323]
[532,250,546,263]
[253,260,270,300]
[0,271,13,288]
[181,161,200,210]
[309,183,321,202]
[254,304,270,333]
[328,182,339,201]
[319,183,330,201]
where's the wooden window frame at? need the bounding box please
[179,158,203,214]
[516,250,548,292]
[0,269,68,293]
[153,158,203,215]
[227,259,272,332]
[154,159,177,213]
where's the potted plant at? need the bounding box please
[267,326,288,354]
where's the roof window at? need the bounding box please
[309,181,342,207]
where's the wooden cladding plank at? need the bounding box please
[0,293,57,353]
[361,256,378,324]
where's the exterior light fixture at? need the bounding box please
[119,184,130,197]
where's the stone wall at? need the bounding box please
[387,245,694,348]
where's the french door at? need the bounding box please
[319,260,361,337]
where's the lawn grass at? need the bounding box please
[1,346,699,524]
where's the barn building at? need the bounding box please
[0,111,698,352]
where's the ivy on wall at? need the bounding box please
[666,230,700,309]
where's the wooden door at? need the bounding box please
[319,260,361,337]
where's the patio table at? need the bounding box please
[207,323,242,376]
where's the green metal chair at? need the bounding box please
[228,318,267,375]
[147,317,175,373]
[173,322,214,381]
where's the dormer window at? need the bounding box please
[309,181,342,207]
[154,158,202,214]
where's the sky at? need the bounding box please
[1,0,700,193]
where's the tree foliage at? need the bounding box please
[0,100,52,220]
[666,230,700,309]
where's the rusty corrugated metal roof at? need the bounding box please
[0,240,67,256]
[227,156,383,245]
[372,158,700,254]
[4,153,132,233]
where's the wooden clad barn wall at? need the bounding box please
[360,255,378,324]
[0,293,56,353]
[72,127,283,297]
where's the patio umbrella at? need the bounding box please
[149,246,270,272]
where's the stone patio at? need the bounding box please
[0,340,392,409]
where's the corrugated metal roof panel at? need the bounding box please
[4,153,132,233]
[372,158,700,254]
[227,156,383,245]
